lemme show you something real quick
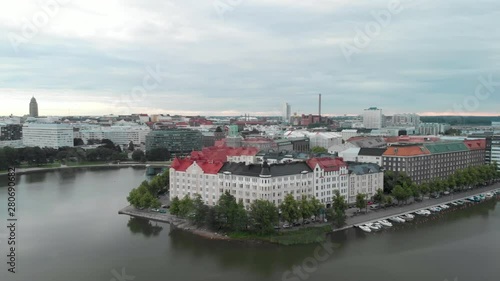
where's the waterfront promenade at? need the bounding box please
[342,183,500,229]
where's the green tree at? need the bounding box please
[299,196,313,224]
[373,189,384,203]
[132,149,145,162]
[191,194,208,226]
[249,199,278,235]
[279,194,300,224]
[309,197,323,221]
[311,146,328,154]
[391,185,409,205]
[170,196,181,215]
[215,191,247,232]
[128,141,135,151]
[146,148,171,161]
[355,193,367,213]
[178,195,195,218]
[331,190,347,228]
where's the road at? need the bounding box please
[344,183,500,227]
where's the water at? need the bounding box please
[0,167,499,281]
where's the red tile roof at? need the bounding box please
[464,139,486,150]
[383,146,431,156]
[171,158,224,174]
[306,157,347,172]
[190,146,259,162]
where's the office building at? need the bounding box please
[29,96,39,117]
[283,102,291,123]
[0,124,22,141]
[363,107,383,129]
[22,123,74,148]
[145,129,202,156]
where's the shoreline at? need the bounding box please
[119,184,500,244]
[0,162,170,176]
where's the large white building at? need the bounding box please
[169,156,370,209]
[22,123,74,148]
[389,113,420,127]
[75,125,151,145]
[309,132,343,149]
[363,107,383,129]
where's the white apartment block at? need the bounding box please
[363,107,383,129]
[347,163,384,204]
[309,132,343,149]
[75,125,151,145]
[22,123,74,148]
[170,156,381,210]
[390,113,420,127]
[341,129,360,141]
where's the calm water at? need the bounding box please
[0,168,499,281]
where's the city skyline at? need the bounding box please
[1,0,499,116]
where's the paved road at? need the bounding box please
[345,183,500,226]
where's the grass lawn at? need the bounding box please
[229,225,332,246]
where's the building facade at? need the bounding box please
[347,163,384,204]
[306,158,349,207]
[363,107,383,129]
[145,129,203,155]
[22,123,74,148]
[0,124,22,141]
[382,140,486,184]
[29,97,39,117]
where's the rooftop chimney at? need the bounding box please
[318,94,322,119]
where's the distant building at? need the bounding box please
[0,124,22,141]
[29,96,39,117]
[363,107,383,129]
[283,102,291,123]
[22,123,73,148]
[145,129,202,156]
[389,113,420,127]
[75,125,151,145]
[309,132,342,150]
[417,123,451,135]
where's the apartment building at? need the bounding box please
[382,140,486,184]
[306,158,349,207]
[75,125,151,145]
[22,123,74,148]
[347,163,384,204]
[145,129,202,155]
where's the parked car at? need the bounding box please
[370,204,380,210]
[282,224,290,229]
[159,209,167,214]
[443,191,450,195]
[150,208,159,212]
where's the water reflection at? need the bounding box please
[127,217,164,237]
[23,171,48,183]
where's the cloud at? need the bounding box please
[0,0,499,117]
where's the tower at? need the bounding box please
[282,102,291,123]
[29,96,39,117]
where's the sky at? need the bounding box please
[0,0,499,117]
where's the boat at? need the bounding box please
[365,223,381,231]
[404,213,415,219]
[415,210,430,216]
[396,216,408,222]
[450,202,458,206]
[378,220,393,227]
[388,217,404,223]
[439,204,449,209]
[429,207,442,212]
[485,193,493,199]
[359,225,372,233]
[400,214,413,221]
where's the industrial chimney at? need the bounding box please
[318,93,322,121]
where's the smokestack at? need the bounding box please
[318,93,322,119]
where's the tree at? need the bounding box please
[299,196,313,224]
[420,183,430,200]
[191,194,208,227]
[178,195,195,218]
[309,197,323,221]
[128,141,135,151]
[146,148,171,161]
[279,194,300,224]
[0,149,7,170]
[132,149,145,162]
[355,193,367,213]
[311,146,328,154]
[249,199,278,235]
[215,191,247,232]
[331,190,347,228]
[74,138,84,146]
[391,185,409,205]
[373,189,384,203]
[170,197,181,215]
[384,171,413,193]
